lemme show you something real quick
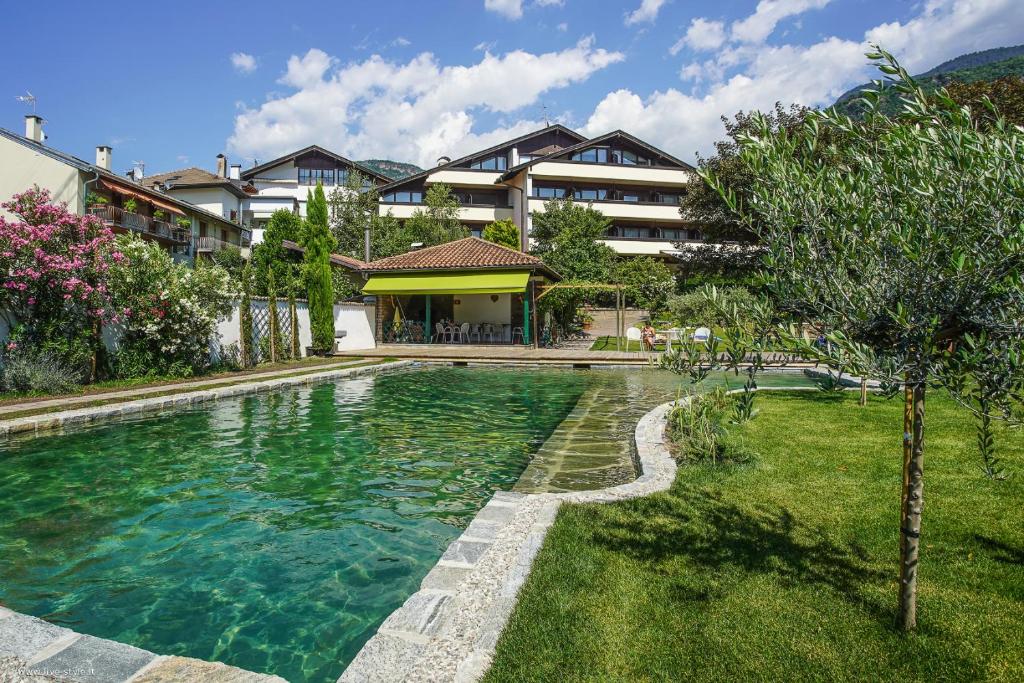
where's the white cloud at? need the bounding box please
[625,0,668,26]
[474,40,498,52]
[484,0,523,20]
[230,52,257,74]
[586,0,1024,159]
[731,0,831,44]
[392,36,411,47]
[557,22,569,32]
[535,0,564,6]
[865,0,1024,72]
[671,18,726,54]
[228,38,624,168]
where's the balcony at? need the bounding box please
[89,205,190,245]
[528,197,682,223]
[195,236,234,253]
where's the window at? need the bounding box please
[620,227,653,239]
[470,226,483,238]
[221,228,228,242]
[570,147,608,163]
[519,154,539,163]
[620,192,640,202]
[298,168,337,186]
[199,221,207,238]
[660,228,684,240]
[618,150,649,166]
[574,188,608,201]
[381,190,423,203]
[534,186,566,199]
[656,193,681,204]
[469,155,507,170]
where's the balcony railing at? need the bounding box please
[89,205,190,245]
[196,236,238,253]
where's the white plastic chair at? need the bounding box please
[432,322,445,343]
[625,326,644,352]
[459,322,471,343]
[470,323,482,343]
[692,327,712,342]
[511,326,524,344]
[482,323,495,343]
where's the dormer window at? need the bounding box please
[570,147,609,163]
[470,155,508,171]
[569,146,652,166]
[298,168,349,186]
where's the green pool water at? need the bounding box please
[0,366,817,681]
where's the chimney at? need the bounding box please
[95,145,112,171]
[216,154,227,178]
[229,163,241,180]
[24,115,44,143]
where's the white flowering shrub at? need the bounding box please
[107,235,237,377]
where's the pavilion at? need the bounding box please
[360,237,560,346]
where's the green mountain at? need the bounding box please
[358,159,422,181]
[832,45,1024,117]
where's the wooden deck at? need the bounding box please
[334,343,659,366]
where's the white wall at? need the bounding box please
[334,303,376,350]
[0,137,83,217]
[164,186,241,221]
[453,293,512,325]
[216,299,376,355]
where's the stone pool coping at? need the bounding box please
[0,360,414,440]
[339,382,829,683]
[0,605,286,682]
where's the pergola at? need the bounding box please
[536,282,630,351]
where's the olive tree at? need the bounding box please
[703,48,1024,630]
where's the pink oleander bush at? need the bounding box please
[0,187,120,381]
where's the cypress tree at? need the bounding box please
[304,182,336,354]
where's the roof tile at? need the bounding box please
[364,237,548,272]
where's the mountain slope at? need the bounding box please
[358,159,422,181]
[832,45,1024,117]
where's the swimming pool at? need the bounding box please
[0,366,815,681]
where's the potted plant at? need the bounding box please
[85,192,109,207]
[577,309,594,332]
[175,216,191,229]
[123,197,138,213]
[153,209,168,222]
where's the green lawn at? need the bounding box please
[485,391,1024,682]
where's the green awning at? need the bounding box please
[363,271,530,295]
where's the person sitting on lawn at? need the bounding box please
[641,322,657,351]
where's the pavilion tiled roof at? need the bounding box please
[363,237,556,277]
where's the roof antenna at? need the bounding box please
[15,91,36,111]
[541,103,549,127]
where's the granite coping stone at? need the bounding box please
[0,612,76,661]
[28,634,155,683]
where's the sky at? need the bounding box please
[1,0,1022,175]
